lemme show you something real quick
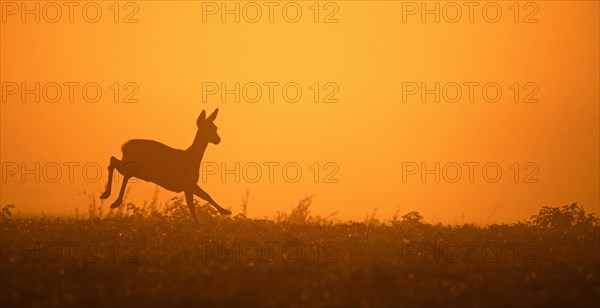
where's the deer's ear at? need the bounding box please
[207,108,219,122]
[197,110,206,125]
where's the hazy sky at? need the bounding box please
[1,1,598,223]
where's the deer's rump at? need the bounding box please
[119,139,197,192]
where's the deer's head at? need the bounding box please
[196,109,221,144]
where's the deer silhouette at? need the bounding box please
[99,108,231,222]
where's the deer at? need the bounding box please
[99,108,231,222]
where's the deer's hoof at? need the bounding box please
[110,200,122,208]
[99,192,110,199]
[220,209,232,215]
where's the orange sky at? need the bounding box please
[1,1,598,223]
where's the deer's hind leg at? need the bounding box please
[110,174,131,208]
[100,156,120,199]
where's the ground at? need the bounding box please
[1,202,599,307]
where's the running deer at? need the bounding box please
[99,108,231,222]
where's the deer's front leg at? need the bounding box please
[193,185,231,215]
[185,192,199,223]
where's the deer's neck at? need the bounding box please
[186,132,209,167]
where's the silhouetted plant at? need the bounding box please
[88,196,103,220]
[147,186,161,217]
[195,199,221,219]
[1,204,15,219]
[126,202,147,217]
[163,197,189,219]
[276,195,317,224]
[401,211,424,225]
[531,203,599,231]
[287,195,313,223]
[240,189,249,218]
[364,208,381,226]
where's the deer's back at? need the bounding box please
[120,139,195,191]
[121,139,179,159]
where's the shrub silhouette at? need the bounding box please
[531,202,599,231]
[401,211,424,225]
[278,195,313,224]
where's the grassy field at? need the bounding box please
[1,199,599,307]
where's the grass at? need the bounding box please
[1,199,598,307]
